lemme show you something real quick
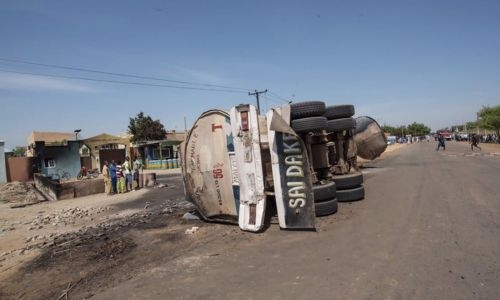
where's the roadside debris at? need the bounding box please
[182,212,200,220]
[155,183,168,189]
[27,206,113,229]
[0,182,46,207]
[185,226,200,235]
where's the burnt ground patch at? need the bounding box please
[0,200,213,300]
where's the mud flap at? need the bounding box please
[266,106,316,230]
[230,105,266,232]
[180,110,239,224]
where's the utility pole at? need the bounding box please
[248,89,267,115]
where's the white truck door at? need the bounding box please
[230,104,267,232]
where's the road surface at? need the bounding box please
[95,141,500,299]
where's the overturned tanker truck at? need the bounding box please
[179,101,387,232]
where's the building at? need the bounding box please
[131,130,185,169]
[27,131,76,157]
[81,133,130,171]
[0,140,6,183]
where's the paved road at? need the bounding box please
[97,141,500,300]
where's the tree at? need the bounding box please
[128,112,167,143]
[478,105,500,137]
[381,125,396,135]
[395,125,407,137]
[382,125,407,137]
[406,122,431,136]
[465,121,478,132]
[13,146,26,157]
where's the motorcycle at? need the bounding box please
[77,166,99,180]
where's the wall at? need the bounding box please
[34,174,60,201]
[34,173,104,201]
[0,141,6,183]
[37,141,81,179]
[7,157,35,182]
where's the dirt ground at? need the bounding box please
[0,172,197,299]
[1,141,498,299]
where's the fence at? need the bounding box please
[145,158,180,169]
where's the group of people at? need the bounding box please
[436,133,482,151]
[101,156,143,195]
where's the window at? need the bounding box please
[44,158,56,168]
[153,147,171,159]
[80,145,90,156]
[100,143,119,150]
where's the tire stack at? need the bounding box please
[324,105,365,202]
[289,101,338,217]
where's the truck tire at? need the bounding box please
[290,101,326,120]
[315,198,338,217]
[324,105,355,119]
[331,171,363,189]
[291,116,327,133]
[337,185,365,202]
[313,181,336,202]
[327,117,356,132]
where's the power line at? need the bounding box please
[0,69,247,93]
[0,58,298,101]
[0,57,251,91]
[264,94,287,106]
[268,91,292,103]
[248,89,267,114]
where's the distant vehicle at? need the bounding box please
[437,130,453,141]
[387,136,397,145]
[455,133,468,141]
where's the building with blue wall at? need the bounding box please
[0,140,6,183]
[34,140,81,180]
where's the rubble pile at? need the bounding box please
[27,206,113,229]
[0,182,40,205]
[159,196,194,212]
[1,197,196,260]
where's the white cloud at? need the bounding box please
[0,71,95,92]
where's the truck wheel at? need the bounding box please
[290,101,326,120]
[313,181,336,202]
[331,171,363,189]
[327,117,356,132]
[337,185,365,202]
[291,116,327,133]
[324,105,355,119]
[315,198,338,217]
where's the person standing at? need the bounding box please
[116,161,125,193]
[123,156,132,192]
[470,134,482,151]
[102,160,111,195]
[436,134,446,151]
[109,160,117,194]
[133,157,142,190]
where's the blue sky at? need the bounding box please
[1,0,499,149]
